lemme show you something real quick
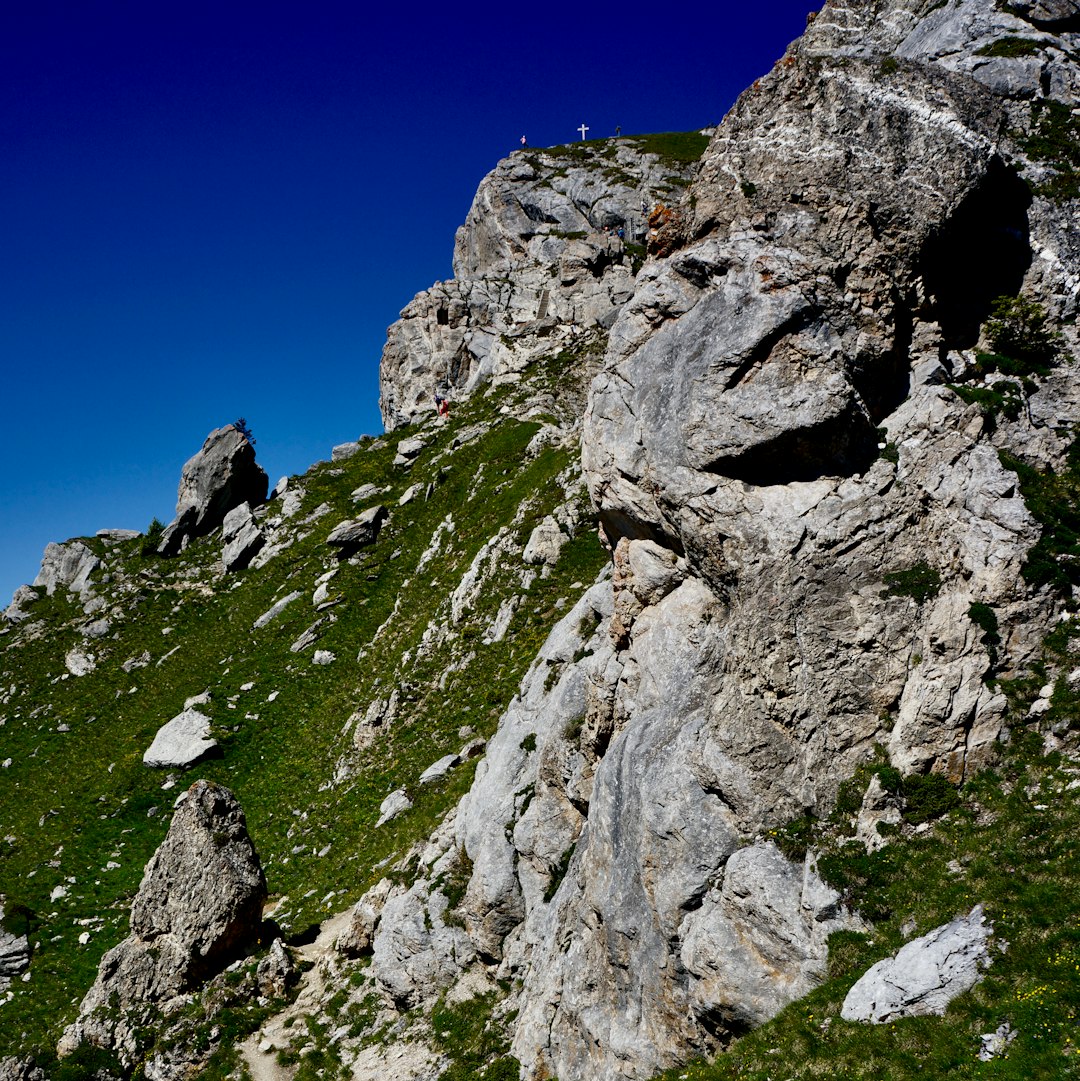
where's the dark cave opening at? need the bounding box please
[704,408,881,486]
[918,158,1032,351]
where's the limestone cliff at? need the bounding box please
[4,2,1080,1078]
[370,1,1080,1078]
[378,136,705,430]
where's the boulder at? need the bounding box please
[332,441,362,461]
[253,591,302,629]
[326,506,388,550]
[220,502,264,573]
[158,425,268,556]
[64,648,96,677]
[0,905,30,986]
[58,781,266,1064]
[419,754,460,785]
[96,528,140,545]
[522,516,567,566]
[394,436,428,465]
[376,789,413,827]
[33,540,99,597]
[290,618,326,652]
[352,482,384,503]
[143,708,218,768]
[841,906,993,1023]
[256,938,297,998]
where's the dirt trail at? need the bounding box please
[240,908,354,1081]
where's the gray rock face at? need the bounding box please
[220,501,265,572]
[373,878,476,1008]
[378,139,704,430]
[2,585,38,623]
[337,879,393,958]
[59,781,266,1064]
[368,2,1080,1077]
[679,844,856,1032]
[33,540,99,596]
[158,425,268,556]
[841,906,993,1023]
[143,708,218,768]
[325,506,388,549]
[0,1058,45,1081]
[0,905,30,987]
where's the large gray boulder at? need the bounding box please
[159,425,268,556]
[58,781,266,1065]
[143,708,219,768]
[326,505,388,550]
[220,501,265,573]
[841,906,993,1023]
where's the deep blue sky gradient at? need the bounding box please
[1,0,814,604]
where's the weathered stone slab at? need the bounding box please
[841,906,993,1023]
[326,506,388,549]
[143,708,218,769]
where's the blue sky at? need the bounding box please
[1,0,814,605]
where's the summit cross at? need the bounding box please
[577,123,589,140]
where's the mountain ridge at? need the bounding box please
[5,0,1080,1078]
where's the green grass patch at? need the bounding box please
[1021,99,1080,202]
[882,561,942,604]
[976,36,1042,57]
[999,437,1080,594]
[430,991,519,1081]
[628,131,711,165]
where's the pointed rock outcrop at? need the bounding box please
[58,781,267,1066]
[158,425,268,556]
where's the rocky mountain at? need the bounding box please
[379,133,706,430]
[4,1,1080,1079]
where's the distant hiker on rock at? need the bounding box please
[520,135,527,147]
[434,394,450,417]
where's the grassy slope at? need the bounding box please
[0,350,607,1063]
